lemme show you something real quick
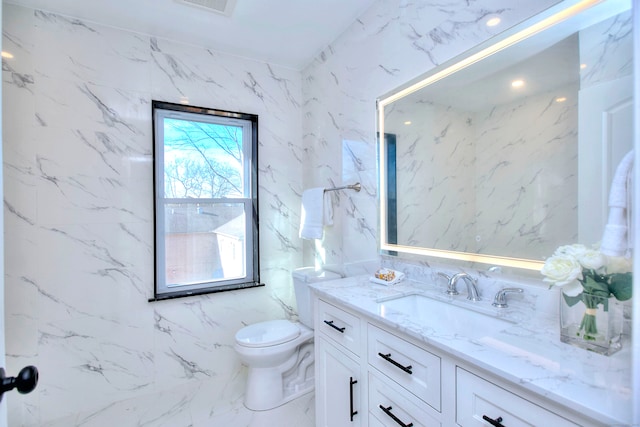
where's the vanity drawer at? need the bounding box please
[369,371,441,427]
[456,368,580,426]
[368,324,441,411]
[316,299,362,356]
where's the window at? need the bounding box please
[152,101,260,300]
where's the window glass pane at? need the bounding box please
[163,118,245,198]
[164,202,247,287]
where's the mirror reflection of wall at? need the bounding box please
[381,3,632,265]
[578,9,634,246]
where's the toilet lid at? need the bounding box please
[235,320,301,347]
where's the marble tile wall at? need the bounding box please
[385,83,579,260]
[474,83,579,259]
[3,4,306,425]
[385,101,478,252]
[579,9,634,89]
[385,83,579,259]
[577,9,635,247]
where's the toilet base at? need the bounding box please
[243,341,315,411]
[244,375,314,411]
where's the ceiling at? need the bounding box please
[4,0,377,70]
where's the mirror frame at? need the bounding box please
[377,0,623,271]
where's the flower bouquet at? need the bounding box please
[541,244,632,354]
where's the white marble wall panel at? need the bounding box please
[474,86,579,259]
[32,11,151,92]
[3,4,305,425]
[301,0,561,268]
[387,101,477,251]
[384,83,578,260]
[579,10,633,89]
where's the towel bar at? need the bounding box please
[324,182,361,192]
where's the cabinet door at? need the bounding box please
[316,336,364,427]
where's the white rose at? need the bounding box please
[578,249,605,270]
[560,280,583,297]
[605,255,633,273]
[554,244,588,259]
[541,254,583,287]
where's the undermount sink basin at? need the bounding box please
[377,294,513,338]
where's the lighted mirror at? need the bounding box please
[377,0,633,271]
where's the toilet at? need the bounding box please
[234,267,341,411]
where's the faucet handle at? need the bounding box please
[437,272,458,295]
[437,272,451,281]
[492,288,523,308]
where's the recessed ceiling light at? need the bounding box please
[555,97,567,103]
[404,121,412,125]
[175,0,237,16]
[1,51,14,59]
[511,79,525,88]
[179,96,189,104]
[580,63,587,69]
[486,17,501,27]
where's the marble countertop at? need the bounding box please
[310,275,633,426]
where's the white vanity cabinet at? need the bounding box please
[314,295,607,427]
[315,300,366,427]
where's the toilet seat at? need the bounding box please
[235,320,300,348]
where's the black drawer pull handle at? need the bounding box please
[482,415,505,427]
[378,352,413,374]
[379,405,414,427]
[349,377,358,421]
[323,320,345,333]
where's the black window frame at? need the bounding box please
[151,100,261,301]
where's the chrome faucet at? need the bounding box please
[452,273,480,301]
[438,272,480,301]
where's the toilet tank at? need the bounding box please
[292,267,341,328]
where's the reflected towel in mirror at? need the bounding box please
[601,149,634,257]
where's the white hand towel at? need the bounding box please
[299,188,333,240]
[601,149,634,256]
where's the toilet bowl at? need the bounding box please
[234,320,314,410]
[234,268,341,410]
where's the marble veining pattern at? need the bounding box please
[579,10,633,89]
[473,84,579,258]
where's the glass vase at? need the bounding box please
[559,292,623,355]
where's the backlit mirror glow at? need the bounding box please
[377,0,633,271]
